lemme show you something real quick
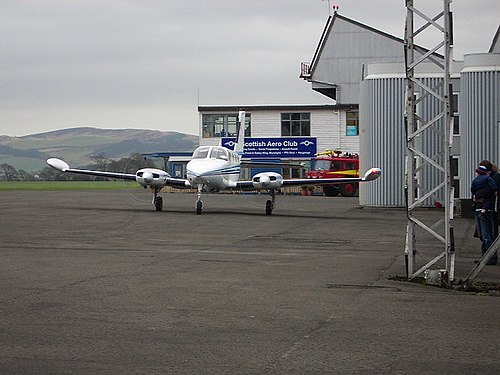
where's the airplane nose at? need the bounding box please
[186,160,217,185]
[143,171,154,183]
[187,164,203,179]
[187,168,208,186]
[188,174,203,184]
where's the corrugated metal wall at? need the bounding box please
[360,56,500,206]
[416,77,448,207]
[360,72,450,207]
[460,54,500,198]
[360,77,406,206]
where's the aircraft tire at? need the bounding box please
[196,200,203,215]
[155,196,163,211]
[265,200,273,215]
[340,183,357,197]
[323,185,339,197]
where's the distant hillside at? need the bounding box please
[0,127,198,171]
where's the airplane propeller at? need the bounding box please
[142,171,154,184]
[257,174,271,188]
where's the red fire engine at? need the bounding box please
[306,149,359,197]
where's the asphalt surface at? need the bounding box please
[0,190,499,374]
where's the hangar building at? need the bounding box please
[301,12,500,207]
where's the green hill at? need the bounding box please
[0,127,198,172]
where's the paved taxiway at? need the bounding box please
[0,190,499,374]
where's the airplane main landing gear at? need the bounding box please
[265,200,273,215]
[152,187,163,211]
[265,190,276,215]
[154,196,163,211]
[196,184,203,215]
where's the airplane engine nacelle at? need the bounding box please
[252,172,283,190]
[136,168,168,188]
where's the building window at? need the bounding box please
[281,113,310,136]
[452,93,459,135]
[282,161,308,179]
[202,113,251,138]
[451,156,459,198]
[346,111,359,136]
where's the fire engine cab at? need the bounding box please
[306,150,359,197]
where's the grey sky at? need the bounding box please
[1,0,499,137]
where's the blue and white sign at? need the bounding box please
[221,137,317,159]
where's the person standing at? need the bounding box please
[471,163,498,265]
[481,161,500,230]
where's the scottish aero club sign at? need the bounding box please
[221,137,317,159]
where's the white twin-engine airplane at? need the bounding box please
[47,111,381,215]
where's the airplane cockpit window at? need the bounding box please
[210,147,229,160]
[193,147,210,159]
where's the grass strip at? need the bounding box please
[0,181,139,191]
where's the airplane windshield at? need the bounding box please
[210,147,229,160]
[193,147,210,159]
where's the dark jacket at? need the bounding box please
[490,171,500,212]
[471,174,497,210]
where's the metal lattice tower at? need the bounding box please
[404,0,455,282]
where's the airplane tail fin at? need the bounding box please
[234,110,246,154]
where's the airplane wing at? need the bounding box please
[47,158,137,180]
[47,158,192,189]
[234,167,381,190]
[282,167,381,186]
[166,177,192,189]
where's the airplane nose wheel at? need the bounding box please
[265,190,276,215]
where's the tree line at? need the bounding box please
[0,153,157,181]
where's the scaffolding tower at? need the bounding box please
[404,0,455,282]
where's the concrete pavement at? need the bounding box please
[0,191,498,374]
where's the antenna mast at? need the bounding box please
[404,0,455,283]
